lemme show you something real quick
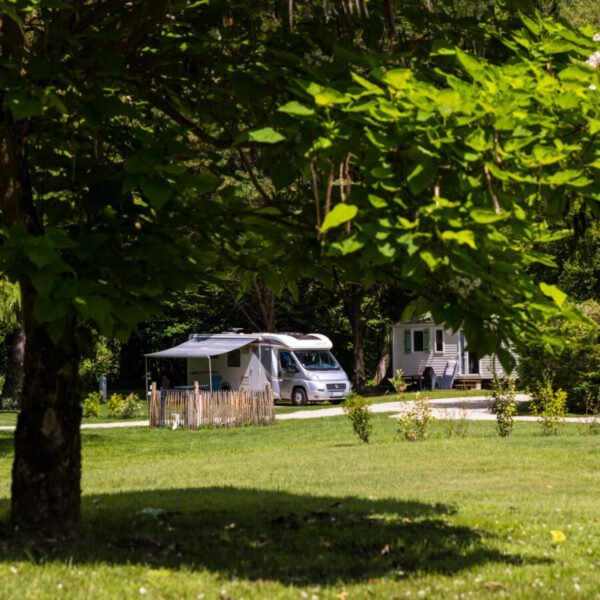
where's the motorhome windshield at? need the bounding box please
[294,351,340,371]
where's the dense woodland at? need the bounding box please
[0,0,599,531]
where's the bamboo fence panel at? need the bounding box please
[148,383,274,429]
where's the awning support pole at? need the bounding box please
[208,356,212,391]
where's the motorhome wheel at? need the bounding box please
[292,387,308,406]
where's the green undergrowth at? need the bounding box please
[0,416,598,598]
[0,401,148,427]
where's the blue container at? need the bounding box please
[211,375,223,390]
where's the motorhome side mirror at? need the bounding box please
[286,365,298,373]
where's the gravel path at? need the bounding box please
[0,395,595,432]
[277,395,596,424]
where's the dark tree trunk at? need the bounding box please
[11,279,82,533]
[2,94,82,533]
[1,320,25,408]
[342,283,366,393]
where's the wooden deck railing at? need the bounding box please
[148,382,274,429]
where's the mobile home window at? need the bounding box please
[413,331,424,352]
[227,349,241,367]
[435,329,444,353]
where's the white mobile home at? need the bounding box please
[392,319,516,390]
[146,332,351,405]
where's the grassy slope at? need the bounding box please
[0,416,598,598]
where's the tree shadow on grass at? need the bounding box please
[0,487,546,585]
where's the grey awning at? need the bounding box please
[145,336,258,358]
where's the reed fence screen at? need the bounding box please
[148,383,275,429]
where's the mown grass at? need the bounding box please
[0,415,598,599]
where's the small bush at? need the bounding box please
[583,393,600,436]
[397,393,434,441]
[82,391,101,418]
[107,392,140,419]
[343,393,372,444]
[388,369,408,399]
[531,377,567,436]
[443,402,469,438]
[490,377,517,437]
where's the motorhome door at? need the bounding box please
[278,350,296,400]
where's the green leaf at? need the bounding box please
[73,295,113,333]
[46,317,68,345]
[330,235,364,255]
[29,271,55,297]
[470,209,507,224]
[368,194,388,208]
[277,101,315,116]
[382,69,412,89]
[407,159,436,195]
[4,93,43,121]
[420,251,440,270]
[441,230,477,250]
[545,169,584,185]
[350,72,384,95]
[431,40,456,56]
[34,297,70,324]
[539,282,567,308]
[321,204,359,232]
[519,12,541,35]
[140,178,172,209]
[305,83,348,106]
[23,240,60,269]
[456,49,487,82]
[246,127,286,144]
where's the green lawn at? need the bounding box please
[0,416,598,598]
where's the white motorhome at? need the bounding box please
[146,332,351,405]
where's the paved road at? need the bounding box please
[0,396,595,432]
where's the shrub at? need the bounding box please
[397,393,434,441]
[518,300,600,413]
[388,369,408,399]
[82,391,101,418]
[107,392,140,419]
[490,377,517,437]
[443,402,470,438]
[79,336,121,394]
[531,377,567,436]
[343,392,372,444]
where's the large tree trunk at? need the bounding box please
[11,279,82,533]
[2,98,82,533]
[343,283,366,393]
[1,321,25,408]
